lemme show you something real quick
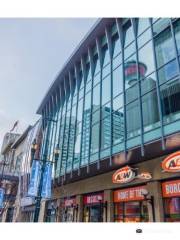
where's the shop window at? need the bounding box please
[160,78,180,124]
[114,201,149,222]
[164,198,180,222]
[155,27,176,68]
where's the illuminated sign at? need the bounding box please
[112,166,136,184]
[114,186,146,202]
[162,151,180,172]
[162,180,180,197]
[83,193,104,204]
[137,172,152,180]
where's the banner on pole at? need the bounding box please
[0,188,4,209]
[41,162,52,199]
[27,160,41,197]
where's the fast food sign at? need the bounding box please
[162,151,180,172]
[112,166,136,184]
[112,166,152,184]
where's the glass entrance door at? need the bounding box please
[83,204,103,222]
[114,201,149,222]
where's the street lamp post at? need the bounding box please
[33,143,60,222]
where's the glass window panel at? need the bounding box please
[160,78,180,124]
[113,53,122,70]
[164,198,180,222]
[112,108,124,145]
[126,100,141,138]
[153,18,170,35]
[123,20,134,47]
[124,54,137,89]
[125,83,138,104]
[141,72,157,95]
[84,91,91,111]
[142,89,160,132]
[77,98,83,123]
[92,109,100,125]
[112,35,121,58]
[155,27,175,67]
[137,28,151,49]
[102,46,110,67]
[102,75,111,106]
[90,123,100,154]
[113,94,123,111]
[93,72,101,86]
[113,65,123,97]
[138,41,155,78]
[92,83,100,110]
[137,18,150,36]
[158,59,179,84]
[86,80,91,93]
[102,64,111,79]
[101,115,111,150]
[174,19,180,55]
[94,56,101,75]
[73,133,81,169]
[124,42,136,60]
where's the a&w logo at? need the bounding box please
[112,166,135,184]
[162,151,180,172]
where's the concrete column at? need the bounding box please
[38,200,47,222]
[104,189,114,222]
[146,181,164,222]
[76,195,83,222]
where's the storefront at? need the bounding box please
[45,200,58,222]
[162,179,180,222]
[114,185,151,222]
[21,205,35,222]
[61,197,78,222]
[83,192,106,222]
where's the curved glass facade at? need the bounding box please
[39,18,180,178]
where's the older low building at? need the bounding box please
[36,18,180,222]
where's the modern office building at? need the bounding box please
[36,18,180,222]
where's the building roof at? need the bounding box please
[11,125,32,149]
[36,18,115,114]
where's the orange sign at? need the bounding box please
[162,151,180,172]
[112,166,135,184]
[114,186,146,202]
[162,180,180,198]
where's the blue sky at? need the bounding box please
[0,18,97,148]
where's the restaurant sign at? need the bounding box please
[112,166,152,184]
[162,151,180,172]
[83,193,104,204]
[162,180,180,198]
[114,185,147,202]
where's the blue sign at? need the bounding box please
[0,188,4,209]
[41,162,52,199]
[27,160,42,197]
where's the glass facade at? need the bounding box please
[40,18,180,178]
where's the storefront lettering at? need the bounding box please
[84,193,103,204]
[162,180,180,197]
[162,151,180,172]
[114,186,146,202]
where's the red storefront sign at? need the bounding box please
[114,186,146,202]
[83,193,104,205]
[162,151,180,172]
[64,198,76,207]
[162,180,180,198]
[112,166,136,184]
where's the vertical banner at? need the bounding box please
[41,162,52,199]
[0,188,5,209]
[27,160,41,197]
